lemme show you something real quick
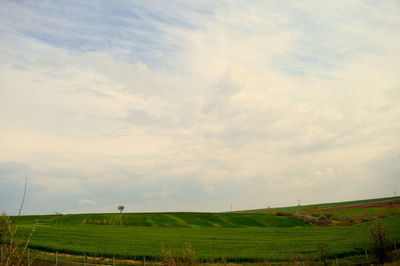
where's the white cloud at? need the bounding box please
[79,199,96,205]
[0,1,399,214]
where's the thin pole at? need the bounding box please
[84,253,86,266]
[335,255,338,266]
[27,249,30,264]
[113,255,115,266]
[364,248,369,264]
[56,251,58,266]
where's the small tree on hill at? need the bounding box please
[118,205,125,213]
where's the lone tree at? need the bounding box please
[118,205,125,213]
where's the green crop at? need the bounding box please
[11,196,400,263]
[14,215,400,262]
[13,212,307,228]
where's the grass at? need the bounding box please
[14,215,400,262]
[10,196,400,263]
[237,196,400,226]
[239,196,400,213]
[13,212,308,228]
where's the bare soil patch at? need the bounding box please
[320,200,400,211]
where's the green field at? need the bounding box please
[14,212,307,228]
[15,216,400,262]
[11,196,400,263]
[239,196,400,213]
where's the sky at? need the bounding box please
[0,1,399,215]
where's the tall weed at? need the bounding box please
[0,178,35,266]
[161,243,198,266]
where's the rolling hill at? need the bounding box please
[11,196,400,264]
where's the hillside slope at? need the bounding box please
[239,196,400,213]
[16,212,308,228]
[15,196,400,228]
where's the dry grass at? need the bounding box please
[0,213,35,266]
[0,178,35,266]
[161,244,199,266]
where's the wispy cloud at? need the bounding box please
[79,198,96,206]
[0,1,399,214]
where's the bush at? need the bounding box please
[275,211,292,216]
[1,179,34,266]
[294,214,331,226]
[0,213,32,266]
[0,213,13,243]
[369,220,393,264]
[317,215,330,225]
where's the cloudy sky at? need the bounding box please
[1,1,399,215]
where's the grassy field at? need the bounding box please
[239,196,400,213]
[15,215,400,262]
[13,212,308,228]
[237,196,400,227]
[10,196,400,264]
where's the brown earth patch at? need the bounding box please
[319,200,400,211]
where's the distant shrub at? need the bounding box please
[274,210,334,226]
[317,215,330,225]
[292,214,331,226]
[275,211,292,216]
